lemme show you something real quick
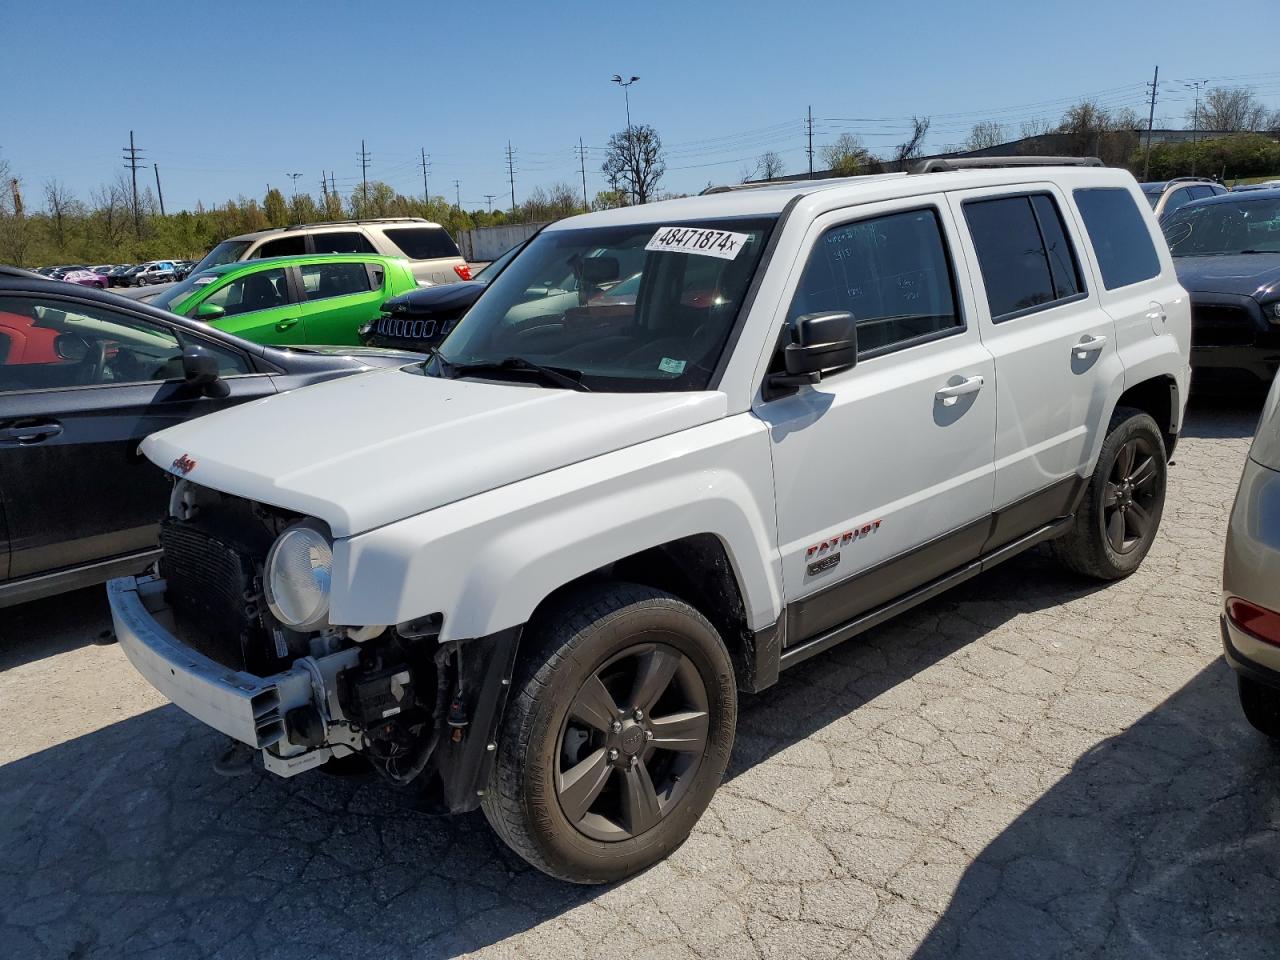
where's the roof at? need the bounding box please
[192,253,410,277]
[549,164,1140,230]
[227,218,444,242]
[1178,187,1280,210]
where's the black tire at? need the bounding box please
[482,582,736,884]
[1238,675,1280,740]
[1053,407,1167,580]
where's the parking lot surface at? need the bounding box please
[2,392,1278,960]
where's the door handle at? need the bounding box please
[934,375,984,406]
[1073,335,1108,358]
[275,318,299,331]
[0,420,63,443]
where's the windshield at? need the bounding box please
[1162,198,1280,256]
[433,216,775,392]
[151,271,219,312]
[190,239,252,274]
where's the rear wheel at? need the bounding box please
[1053,407,1166,580]
[1238,675,1280,739]
[482,583,736,884]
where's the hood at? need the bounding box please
[385,280,487,315]
[142,368,727,537]
[1174,254,1280,300]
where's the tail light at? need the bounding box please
[1226,596,1280,647]
[453,264,473,281]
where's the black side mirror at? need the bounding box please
[182,345,229,398]
[768,311,858,389]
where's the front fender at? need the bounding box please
[330,415,782,640]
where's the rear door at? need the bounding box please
[757,197,997,644]
[295,260,380,345]
[947,184,1122,546]
[0,293,274,584]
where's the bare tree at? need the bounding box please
[43,178,79,250]
[1019,117,1052,139]
[965,121,1006,151]
[894,117,931,165]
[602,124,665,204]
[1193,87,1271,132]
[758,150,786,179]
[821,133,873,176]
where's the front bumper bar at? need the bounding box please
[107,575,314,749]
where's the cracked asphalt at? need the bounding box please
[3,391,1279,959]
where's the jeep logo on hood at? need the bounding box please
[170,453,197,476]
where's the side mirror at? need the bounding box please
[195,302,226,322]
[769,311,858,389]
[182,345,229,398]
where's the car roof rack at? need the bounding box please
[1161,176,1217,186]
[278,217,436,231]
[911,156,1104,174]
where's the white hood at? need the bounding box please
[142,368,728,537]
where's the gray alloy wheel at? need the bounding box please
[556,641,710,842]
[1101,434,1161,555]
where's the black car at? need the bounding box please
[1162,189,1280,380]
[106,264,136,287]
[0,267,423,607]
[358,242,524,351]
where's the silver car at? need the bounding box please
[1223,376,1280,737]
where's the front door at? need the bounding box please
[0,293,273,581]
[195,266,302,345]
[756,198,998,645]
[948,185,1121,543]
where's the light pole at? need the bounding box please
[1183,79,1207,176]
[612,74,640,203]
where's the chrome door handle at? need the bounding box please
[275,318,299,331]
[1074,335,1108,358]
[935,375,984,406]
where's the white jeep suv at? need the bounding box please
[108,158,1189,883]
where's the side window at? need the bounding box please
[1187,185,1214,200]
[1073,188,1162,290]
[965,195,1085,321]
[1163,188,1193,217]
[787,207,962,358]
[0,295,187,391]
[312,231,377,254]
[254,235,306,258]
[178,333,252,377]
[299,262,374,301]
[202,267,289,317]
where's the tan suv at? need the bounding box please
[191,218,470,286]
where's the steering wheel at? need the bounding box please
[79,339,109,385]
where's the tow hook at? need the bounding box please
[212,738,255,777]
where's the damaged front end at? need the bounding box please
[107,480,518,811]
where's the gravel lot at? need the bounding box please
[2,391,1278,960]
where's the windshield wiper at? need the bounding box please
[448,356,591,392]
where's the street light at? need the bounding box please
[611,75,640,203]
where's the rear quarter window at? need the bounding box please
[382,227,461,260]
[1072,188,1162,290]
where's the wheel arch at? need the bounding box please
[1113,373,1179,458]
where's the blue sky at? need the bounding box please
[4,0,1279,213]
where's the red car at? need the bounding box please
[61,269,108,289]
[0,309,61,365]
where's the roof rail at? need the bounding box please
[278,217,435,231]
[1162,176,1217,186]
[911,156,1104,174]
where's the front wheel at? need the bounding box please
[1053,407,1167,580]
[482,583,736,884]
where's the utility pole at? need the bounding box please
[320,170,329,201]
[153,163,166,217]
[420,147,430,205]
[287,172,303,200]
[506,141,517,216]
[1143,66,1159,180]
[484,194,496,213]
[578,138,589,207]
[807,105,814,179]
[122,130,144,236]
[357,139,371,209]
[329,172,337,199]
[453,179,461,210]
[1184,79,1207,176]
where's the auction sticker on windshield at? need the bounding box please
[646,226,749,260]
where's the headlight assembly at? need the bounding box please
[265,520,333,632]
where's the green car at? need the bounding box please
[150,254,419,346]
